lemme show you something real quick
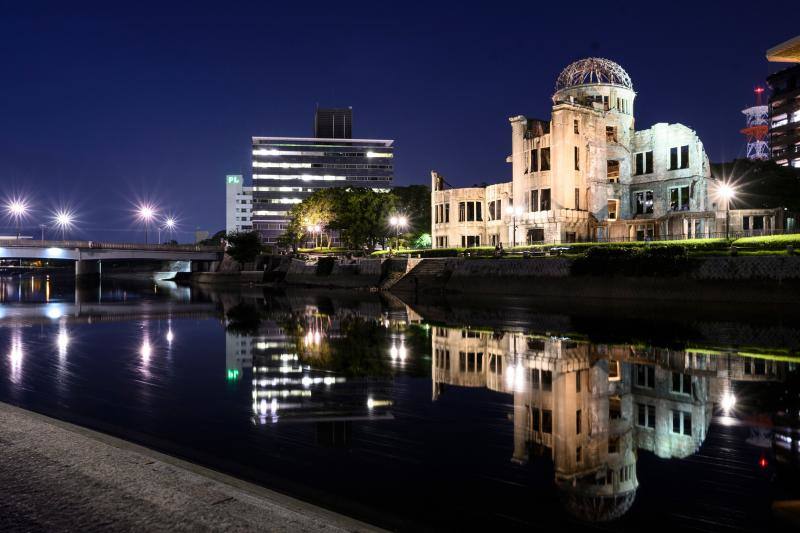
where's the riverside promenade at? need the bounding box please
[0,402,380,532]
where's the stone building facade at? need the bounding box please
[432,58,734,246]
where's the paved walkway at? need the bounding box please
[0,402,381,532]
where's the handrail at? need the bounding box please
[0,239,224,252]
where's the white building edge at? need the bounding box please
[432,58,786,247]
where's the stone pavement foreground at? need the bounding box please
[0,402,382,532]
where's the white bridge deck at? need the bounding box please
[0,239,223,262]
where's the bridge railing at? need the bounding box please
[0,239,224,252]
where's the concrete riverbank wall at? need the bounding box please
[391,255,800,304]
[188,253,800,303]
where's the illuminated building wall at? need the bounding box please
[767,65,800,167]
[431,57,730,246]
[251,109,394,244]
[225,174,253,234]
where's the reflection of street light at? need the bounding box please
[721,391,736,413]
[716,182,735,239]
[137,204,157,244]
[505,205,523,247]
[389,215,408,250]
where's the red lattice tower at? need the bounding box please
[741,87,769,160]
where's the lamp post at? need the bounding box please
[137,204,156,244]
[53,210,74,241]
[160,217,176,244]
[717,183,735,240]
[6,200,27,239]
[389,215,407,250]
[306,224,321,248]
[505,206,523,247]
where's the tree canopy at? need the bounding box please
[198,229,226,246]
[279,185,431,251]
[226,230,263,266]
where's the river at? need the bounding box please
[0,273,798,531]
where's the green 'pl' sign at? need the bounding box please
[226,174,241,184]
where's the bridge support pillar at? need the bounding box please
[75,259,101,282]
[192,261,216,272]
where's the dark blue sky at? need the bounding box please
[0,1,797,240]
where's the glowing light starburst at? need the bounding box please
[5,198,29,219]
[52,209,76,239]
[136,203,157,223]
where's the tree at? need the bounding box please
[280,188,341,251]
[198,229,226,246]
[333,188,395,250]
[279,187,395,251]
[226,231,263,267]
[413,232,432,248]
[391,185,431,245]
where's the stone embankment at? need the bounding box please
[187,253,800,303]
[0,401,380,532]
[391,255,800,303]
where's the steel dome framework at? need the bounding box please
[555,58,633,91]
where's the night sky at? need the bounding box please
[0,1,797,241]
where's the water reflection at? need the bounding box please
[1,274,799,530]
[431,326,790,521]
[224,302,401,427]
[8,328,23,384]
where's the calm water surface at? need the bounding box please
[1,274,799,531]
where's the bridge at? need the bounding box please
[0,239,224,277]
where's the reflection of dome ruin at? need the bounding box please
[559,488,637,523]
[430,325,790,522]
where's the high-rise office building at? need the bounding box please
[225,174,253,234]
[766,36,800,167]
[251,109,394,244]
[314,107,352,139]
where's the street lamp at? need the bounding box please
[306,223,322,248]
[136,204,157,244]
[389,215,407,250]
[159,216,176,244]
[505,205,523,247]
[6,199,28,239]
[716,183,735,239]
[52,209,75,241]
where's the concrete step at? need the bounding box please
[390,259,452,293]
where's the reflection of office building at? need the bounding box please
[767,36,800,167]
[251,108,394,244]
[223,307,394,428]
[225,174,253,234]
[431,326,787,521]
[225,331,254,375]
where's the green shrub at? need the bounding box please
[733,234,800,250]
[420,248,460,258]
